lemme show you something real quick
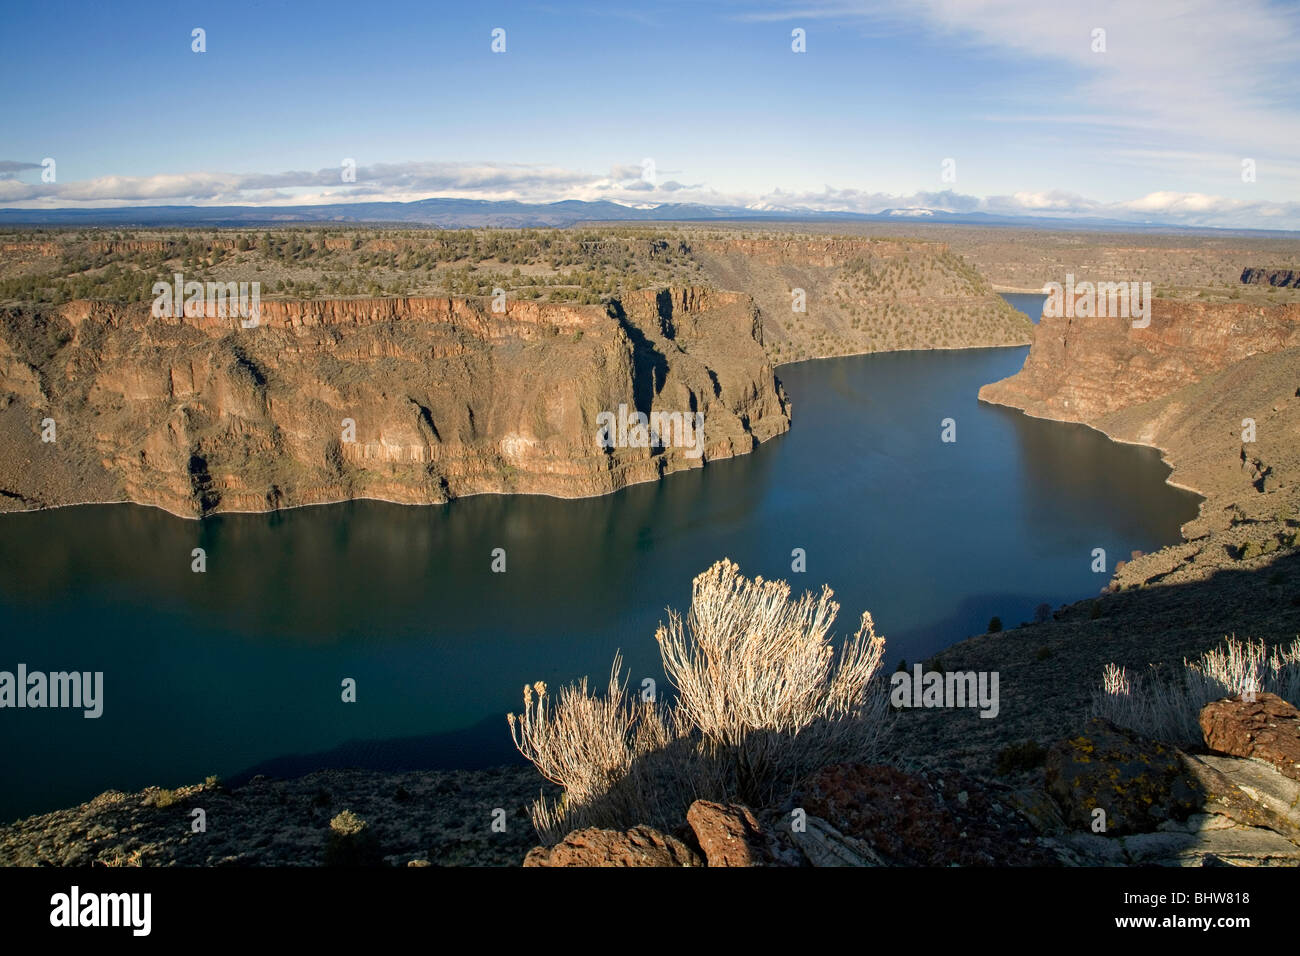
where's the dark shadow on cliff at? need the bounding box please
[606,299,668,416]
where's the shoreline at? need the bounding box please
[975,393,1210,502]
[0,342,1039,523]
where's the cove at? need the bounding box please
[0,345,1201,822]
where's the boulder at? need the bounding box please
[1044,718,1200,834]
[523,825,701,867]
[1200,693,1300,782]
[685,801,769,867]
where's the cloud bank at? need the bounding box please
[0,159,1295,230]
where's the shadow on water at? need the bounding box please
[0,346,1202,819]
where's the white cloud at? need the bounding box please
[746,0,1300,172]
[0,158,1296,229]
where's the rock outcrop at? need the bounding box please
[979,300,1300,424]
[522,825,701,867]
[979,298,1300,587]
[800,762,1055,866]
[0,288,789,517]
[685,800,770,867]
[1242,268,1300,288]
[1044,718,1201,834]
[1200,693,1300,782]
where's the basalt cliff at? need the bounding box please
[980,300,1300,586]
[0,288,789,517]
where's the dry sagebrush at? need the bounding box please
[1092,635,1300,747]
[508,559,893,842]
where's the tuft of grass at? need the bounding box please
[1092,636,1300,747]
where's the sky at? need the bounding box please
[2,0,1299,228]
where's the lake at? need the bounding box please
[0,338,1201,821]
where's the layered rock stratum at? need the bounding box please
[980,299,1300,587]
[0,287,789,516]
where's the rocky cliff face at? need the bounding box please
[0,288,789,517]
[980,299,1300,586]
[1241,268,1300,288]
[979,300,1300,423]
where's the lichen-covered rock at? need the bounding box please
[522,825,701,867]
[1044,718,1201,834]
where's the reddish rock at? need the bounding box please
[686,801,768,867]
[1200,693,1300,782]
[803,763,1054,866]
[523,825,701,867]
[979,300,1300,424]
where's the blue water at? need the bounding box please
[1001,292,1047,323]
[0,345,1200,821]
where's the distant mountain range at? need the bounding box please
[0,197,1292,235]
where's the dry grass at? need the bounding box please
[508,559,893,842]
[1092,635,1300,746]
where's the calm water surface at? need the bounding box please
[0,343,1200,820]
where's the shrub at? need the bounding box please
[1089,600,1102,620]
[988,616,1003,633]
[995,740,1047,775]
[151,789,178,808]
[508,559,893,842]
[1239,541,1263,560]
[1091,636,1300,747]
[1033,603,1053,624]
[325,809,382,866]
[1036,646,1053,661]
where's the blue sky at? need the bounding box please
[3,0,1299,228]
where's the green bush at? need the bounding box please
[988,616,1003,633]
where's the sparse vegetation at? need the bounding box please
[1091,635,1300,747]
[507,559,892,842]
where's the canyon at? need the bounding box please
[0,229,1034,517]
[0,288,789,517]
[980,298,1300,587]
